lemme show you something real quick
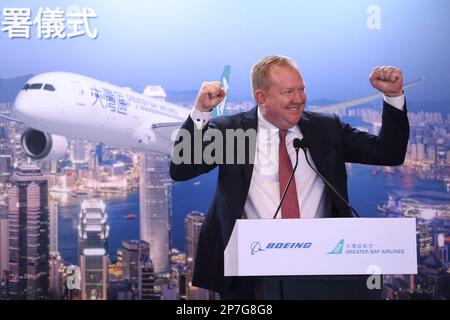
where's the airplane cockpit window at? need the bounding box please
[29,83,43,90]
[22,83,43,90]
[22,83,56,91]
[43,84,55,91]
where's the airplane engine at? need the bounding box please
[20,128,69,161]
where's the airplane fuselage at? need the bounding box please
[14,72,190,153]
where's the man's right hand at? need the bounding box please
[194,81,226,112]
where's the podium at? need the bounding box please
[224,218,417,299]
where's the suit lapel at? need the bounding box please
[241,107,258,190]
[298,113,329,177]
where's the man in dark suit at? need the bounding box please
[170,55,409,299]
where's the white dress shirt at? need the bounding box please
[190,95,405,219]
[243,110,329,219]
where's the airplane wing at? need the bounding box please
[151,122,184,145]
[151,122,184,129]
[308,78,423,113]
[0,113,24,124]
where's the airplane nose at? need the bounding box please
[13,91,29,117]
[13,90,38,123]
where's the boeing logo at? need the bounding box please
[250,241,312,255]
[250,242,266,255]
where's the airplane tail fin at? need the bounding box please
[212,65,231,118]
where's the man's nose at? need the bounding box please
[292,90,306,104]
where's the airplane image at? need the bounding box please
[1,67,421,161]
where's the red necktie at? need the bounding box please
[279,129,300,219]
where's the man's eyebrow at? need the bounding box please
[283,85,306,90]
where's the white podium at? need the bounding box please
[224,218,417,277]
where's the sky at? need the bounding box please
[1,0,449,102]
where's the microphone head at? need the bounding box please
[293,138,307,150]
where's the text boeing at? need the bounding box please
[251,241,312,255]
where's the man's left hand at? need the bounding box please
[369,66,404,97]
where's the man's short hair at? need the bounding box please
[251,55,298,97]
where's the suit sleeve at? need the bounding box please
[341,101,410,166]
[169,116,219,181]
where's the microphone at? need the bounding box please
[273,138,302,219]
[298,140,360,218]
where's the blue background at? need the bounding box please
[1,0,449,103]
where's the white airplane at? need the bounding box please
[6,70,205,160]
[2,67,421,161]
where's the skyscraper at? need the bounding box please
[0,151,12,184]
[184,211,209,300]
[185,212,204,271]
[435,234,448,267]
[0,209,9,283]
[139,152,171,274]
[49,251,64,300]
[88,150,98,172]
[8,164,50,300]
[12,133,27,168]
[70,140,88,165]
[417,219,433,258]
[410,143,418,161]
[172,264,188,300]
[49,197,58,253]
[78,198,109,300]
[0,136,12,178]
[138,257,160,300]
[426,145,436,162]
[122,239,149,294]
[417,143,425,161]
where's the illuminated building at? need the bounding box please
[78,198,109,300]
[139,152,171,274]
[185,211,209,300]
[8,164,49,300]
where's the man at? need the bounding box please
[170,55,409,299]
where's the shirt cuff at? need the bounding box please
[383,94,405,111]
[190,107,212,130]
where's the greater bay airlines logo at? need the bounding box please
[250,241,312,255]
[327,239,406,256]
[328,239,345,254]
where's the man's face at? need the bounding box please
[257,65,307,129]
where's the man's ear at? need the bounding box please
[254,90,265,106]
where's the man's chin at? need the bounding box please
[288,113,303,125]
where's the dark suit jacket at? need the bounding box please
[170,101,409,294]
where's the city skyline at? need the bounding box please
[1,97,448,299]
